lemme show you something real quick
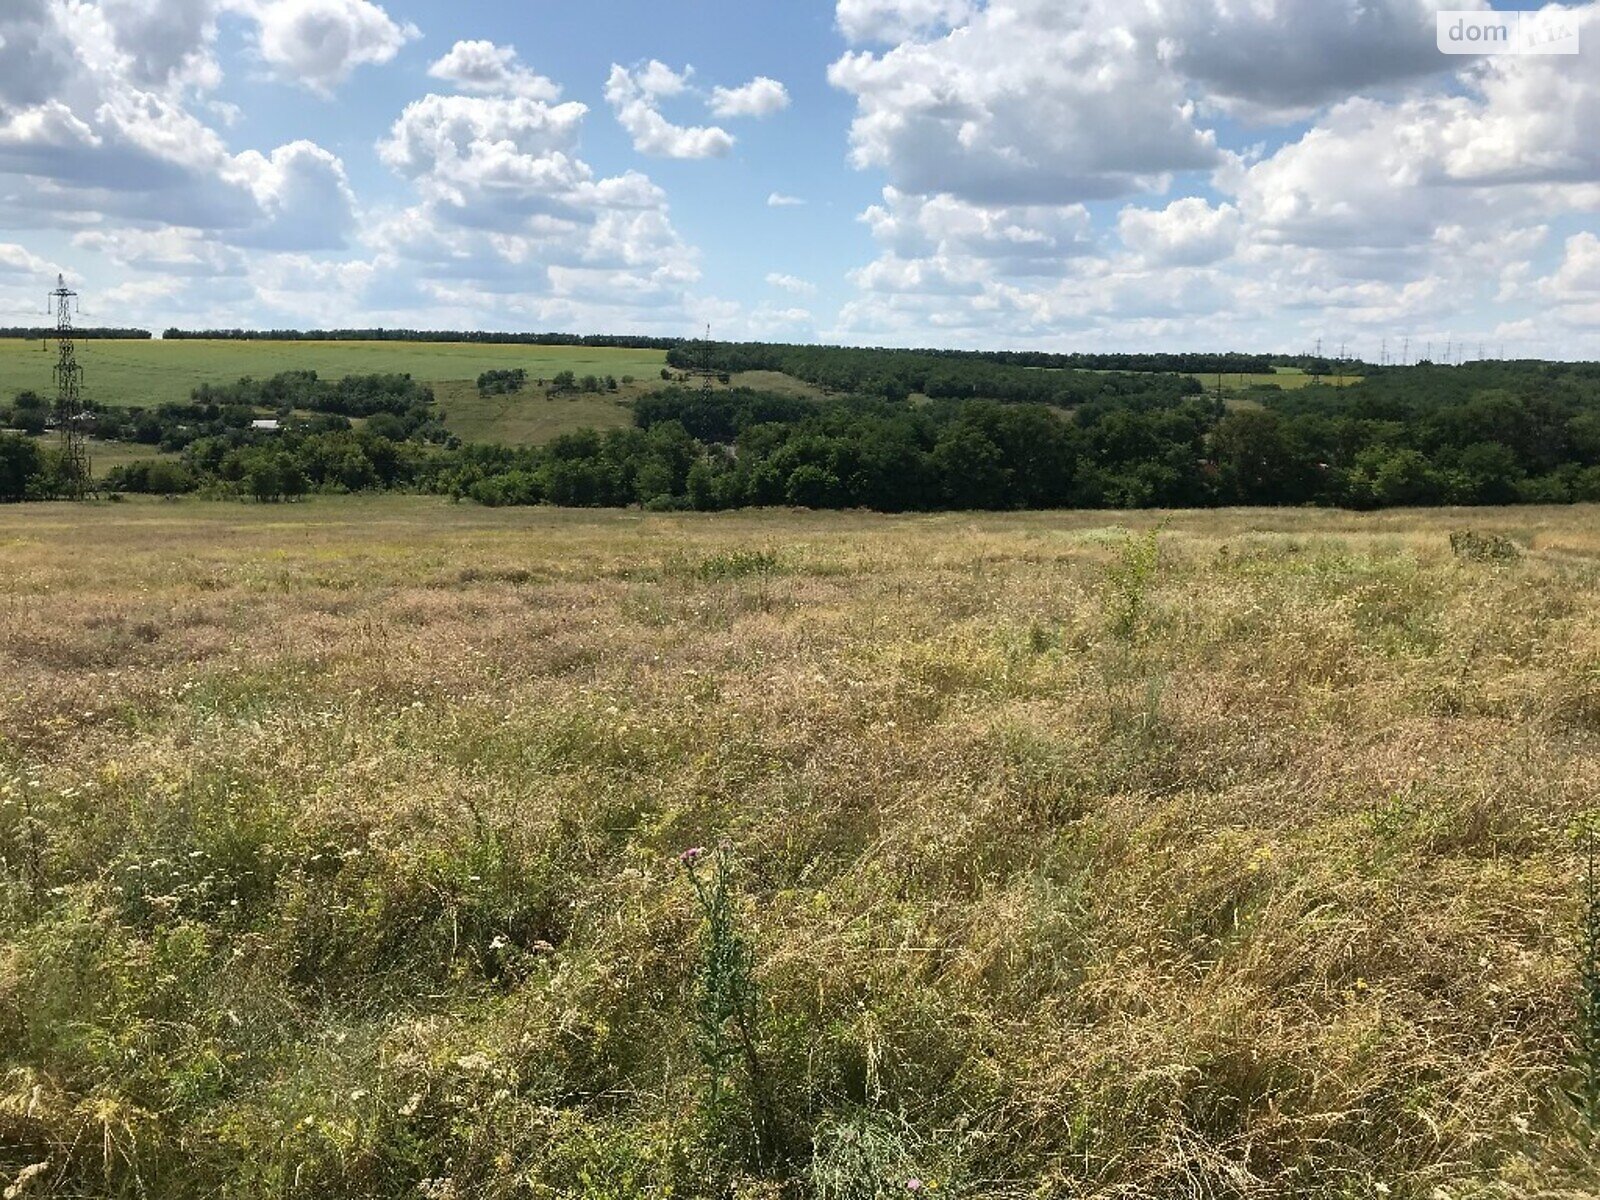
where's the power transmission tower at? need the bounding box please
[1402,337,1410,366]
[47,274,94,500]
[694,323,717,402]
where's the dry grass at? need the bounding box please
[1,498,1598,1197]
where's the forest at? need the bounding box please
[3,359,1599,510]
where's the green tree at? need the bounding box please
[0,433,42,501]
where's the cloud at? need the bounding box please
[767,192,805,207]
[862,188,1094,276]
[836,0,974,43]
[97,0,223,91]
[372,88,700,324]
[1118,198,1241,266]
[72,226,245,276]
[828,3,1220,205]
[0,242,57,277]
[427,40,561,101]
[605,62,734,159]
[0,0,360,250]
[1149,0,1483,119]
[234,140,358,249]
[1540,232,1600,303]
[709,77,790,119]
[250,0,418,96]
[766,272,816,295]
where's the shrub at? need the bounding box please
[1449,529,1522,563]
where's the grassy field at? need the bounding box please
[2,499,1599,1197]
[433,379,641,445]
[1189,369,1363,396]
[0,338,669,412]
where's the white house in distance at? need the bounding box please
[251,419,282,433]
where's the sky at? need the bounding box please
[1,0,1599,357]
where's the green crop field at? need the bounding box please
[0,338,669,412]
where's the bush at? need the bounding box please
[1449,530,1522,563]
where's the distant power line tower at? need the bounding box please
[694,323,718,402]
[48,274,94,500]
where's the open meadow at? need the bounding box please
[0,340,670,447]
[2,498,1599,1197]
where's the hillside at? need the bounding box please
[0,338,670,446]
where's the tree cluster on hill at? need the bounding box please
[548,370,620,396]
[162,328,681,349]
[6,361,1600,510]
[447,367,1600,511]
[674,341,1273,380]
[477,368,528,396]
[0,371,455,501]
[191,370,437,420]
[669,340,1273,377]
[666,342,1207,407]
[0,327,152,339]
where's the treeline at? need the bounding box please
[162,329,681,349]
[7,362,1600,512]
[667,342,1205,408]
[670,340,1272,377]
[0,371,449,470]
[0,327,152,340]
[191,370,436,419]
[452,368,1600,510]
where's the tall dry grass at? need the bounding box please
[0,497,1597,1197]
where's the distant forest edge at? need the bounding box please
[154,331,1283,375]
[0,327,153,340]
[5,360,1600,511]
[160,329,684,349]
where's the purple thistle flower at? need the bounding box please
[680,846,707,866]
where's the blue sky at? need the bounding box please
[1,0,1599,357]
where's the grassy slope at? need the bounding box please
[432,379,640,444]
[1,498,1597,1196]
[1188,369,1363,396]
[0,337,668,425]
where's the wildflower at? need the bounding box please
[906,1180,923,1193]
[680,846,707,867]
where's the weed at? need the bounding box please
[1104,527,1162,642]
[1450,529,1522,563]
[1572,813,1600,1133]
[682,845,772,1168]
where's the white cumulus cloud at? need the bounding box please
[766,272,816,295]
[427,40,561,100]
[605,62,734,159]
[250,0,418,96]
[710,77,789,119]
